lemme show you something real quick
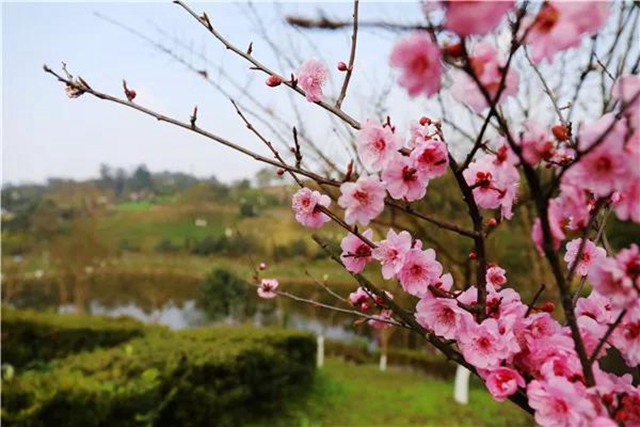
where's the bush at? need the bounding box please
[154,238,180,254]
[198,268,254,320]
[2,326,316,427]
[1,308,147,368]
[190,234,261,257]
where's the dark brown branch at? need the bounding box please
[335,0,359,109]
[588,310,627,365]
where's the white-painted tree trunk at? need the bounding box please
[454,365,471,405]
[379,353,387,372]
[316,334,324,368]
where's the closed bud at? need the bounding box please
[265,75,282,87]
[259,262,268,271]
[337,61,348,71]
[487,218,497,227]
[540,302,555,312]
[444,42,463,58]
[551,124,570,142]
[468,251,477,260]
[276,168,285,176]
[419,116,431,126]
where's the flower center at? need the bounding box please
[410,55,429,74]
[374,137,386,151]
[402,166,418,182]
[355,244,372,258]
[354,189,369,203]
[594,156,612,173]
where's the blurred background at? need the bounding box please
[2,2,637,426]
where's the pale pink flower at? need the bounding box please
[368,309,395,329]
[291,188,331,229]
[390,32,442,97]
[612,74,640,130]
[340,229,374,274]
[397,247,443,298]
[531,198,566,254]
[557,183,592,231]
[356,119,401,172]
[444,1,514,37]
[613,178,640,223]
[451,43,519,112]
[457,317,510,370]
[564,238,606,276]
[372,229,413,279]
[410,139,449,179]
[257,278,279,299]
[588,257,637,310]
[431,273,454,294]
[527,377,597,427]
[297,58,329,102]
[575,291,612,324]
[578,315,609,357]
[564,113,631,197]
[526,2,610,64]
[520,120,555,166]
[338,175,386,226]
[485,367,525,402]
[415,297,471,340]
[611,305,640,367]
[349,286,370,309]
[486,265,507,289]
[382,154,429,201]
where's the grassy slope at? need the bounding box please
[279,358,532,427]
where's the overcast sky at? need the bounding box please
[2,1,429,185]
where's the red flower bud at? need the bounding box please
[265,75,282,87]
[276,169,285,176]
[444,42,463,59]
[468,251,477,260]
[337,61,348,72]
[551,124,570,142]
[122,80,136,102]
[541,302,555,312]
[487,218,497,227]
[419,116,431,126]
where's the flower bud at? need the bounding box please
[540,302,555,312]
[259,262,268,271]
[337,61,348,72]
[265,75,282,87]
[419,116,431,126]
[551,124,570,142]
[468,251,477,260]
[487,218,497,227]
[276,169,285,176]
[443,42,463,59]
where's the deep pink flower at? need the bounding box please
[258,278,279,299]
[349,286,370,309]
[410,139,449,179]
[356,119,401,172]
[575,291,612,324]
[485,367,525,402]
[340,229,374,274]
[526,2,610,64]
[564,238,606,276]
[527,377,597,427]
[382,154,429,201]
[444,1,514,37]
[397,247,443,298]
[368,309,394,329]
[291,188,331,228]
[415,297,471,340]
[520,120,555,166]
[611,305,640,367]
[451,43,519,112]
[297,58,329,102]
[486,265,507,289]
[372,228,412,279]
[531,198,566,254]
[390,32,442,97]
[588,256,637,310]
[338,175,386,226]
[457,317,511,370]
[616,244,640,290]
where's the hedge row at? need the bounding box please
[1,308,148,368]
[2,310,316,427]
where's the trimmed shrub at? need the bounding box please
[1,308,147,368]
[2,326,316,427]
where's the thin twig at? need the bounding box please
[335,0,359,109]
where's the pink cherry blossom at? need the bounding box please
[382,154,429,201]
[444,1,514,37]
[372,228,413,279]
[349,286,370,307]
[564,238,606,276]
[257,278,279,299]
[575,291,612,324]
[486,265,507,289]
[368,309,394,329]
[390,32,442,98]
[527,376,597,427]
[531,198,566,254]
[520,120,555,166]
[613,178,640,223]
[338,175,386,226]
[485,367,525,402]
[613,74,640,130]
[611,305,640,367]
[457,317,511,370]
[356,119,401,172]
[291,188,331,228]
[557,183,592,231]
[410,138,449,179]
[397,247,443,298]
[340,229,374,274]
[588,257,637,310]
[415,297,471,340]
[616,244,640,290]
[297,58,329,102]
[526,2,610,64]
[451,43,520,112]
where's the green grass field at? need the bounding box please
[278,358,532,427]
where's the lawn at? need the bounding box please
[277,358,533,427]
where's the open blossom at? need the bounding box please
[531,198,566,254]
[390,32,442,98]
[444,1,513,37]
[588,257,637,310]
[338,175,386,226]
[613,74,640,130]
[356,119,401,172]
[457,317,511,370]
[340,229,374,274]
[415,297,472,340]
[410,139,449,179]
[382,154,429,201]
[291,188,331,228]
[526,2,610,64]
[349,286,371,311]
[557,183,592,231]
[397,247,443,298]
[372,229,412,279]
[520,120,555,166]
[297,58,329,102]
[257,278,279,299]
[368,309,394,329]
[485,367,525,402]
[485,265,507,289]
[564,239,606,276]
[611,305,640,367]
[451,43,519,112]
[575,291,612,324]
[527,377,597,427]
